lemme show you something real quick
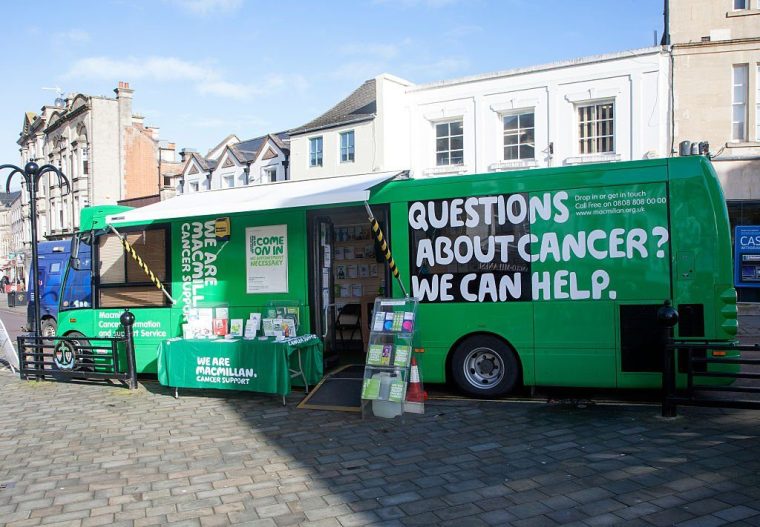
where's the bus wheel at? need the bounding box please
[41,319,57,338]
[451,335,519,397]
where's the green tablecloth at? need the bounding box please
[157,335,323,396]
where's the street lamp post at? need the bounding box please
[1,161,70,337]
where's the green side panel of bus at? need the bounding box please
[58,157,735,388]
[373,157,735,389]
[60,208,311,374]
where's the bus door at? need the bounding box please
[308,216,335,365]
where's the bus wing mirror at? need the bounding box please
[70,236,81,270]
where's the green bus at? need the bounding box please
[56,157,737,397]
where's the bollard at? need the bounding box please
[120,309,138,390]
[657,300,679,417]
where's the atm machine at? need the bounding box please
[734,226,760,288]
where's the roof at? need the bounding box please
[229,131,290,163]
[289,79,377,135]
[160,161,184,177]
[0,192,20,208]
[188,152,217,172]
[107,171,402,225]
[205,134,239,158]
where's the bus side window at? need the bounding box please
[98,228,170,308]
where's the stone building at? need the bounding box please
[16,82,171,244]
[668,0,760,222]
[0,191,19,259]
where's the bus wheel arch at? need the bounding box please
[62,331,94,371]
[40,317,57,337]
[447,333,522,397]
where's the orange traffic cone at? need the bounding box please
[406,356,427,402]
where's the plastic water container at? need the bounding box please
[372,372,402,418]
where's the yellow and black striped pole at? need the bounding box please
[108,225,176,304]
[364,202,408,298]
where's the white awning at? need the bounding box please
[106,171,401,225]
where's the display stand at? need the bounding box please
[360,297,422,419]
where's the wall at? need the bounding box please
[670,0,760,201]
[290,120,375,180]
[670,0,760,43]
[673,43,760,150]
[124,126,159,199]
[405,48,669,178]
[375,74,413,172]
[90,98,121,204]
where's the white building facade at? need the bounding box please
[289,47,670,181]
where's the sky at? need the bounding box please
[0,0,664,189]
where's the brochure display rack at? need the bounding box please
[360,297,422,419]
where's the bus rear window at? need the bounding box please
[98,227,170,308]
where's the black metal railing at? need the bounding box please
[662,339,760,416]
[16,310,138,389]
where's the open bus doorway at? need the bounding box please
[307,205,390,369]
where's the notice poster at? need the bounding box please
[246,225,288,293]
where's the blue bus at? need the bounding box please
[27,240,92,336]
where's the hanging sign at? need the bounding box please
[246,225,288,293]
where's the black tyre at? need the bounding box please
[451,335,520,397]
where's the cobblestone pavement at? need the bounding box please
[1,368,760,527]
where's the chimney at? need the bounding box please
[132,114,145,127]
[180,148,197,163]
[114,81,133,99]
[115,81,134,133]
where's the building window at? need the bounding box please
[340,131,355,162]
[262,166,277,182]
[578,101,614,154]
[98,227,170,307]
[732,64,748,142]
[189,182,199,193]
[436,120,464,166]
[503,111,535,160]
[734,0,747,9]
[309,137,323,167]
[223,174,234,189]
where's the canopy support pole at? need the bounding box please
[107,225,176,304]
[364,202,408,298]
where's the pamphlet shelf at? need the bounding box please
[360,297,421,418]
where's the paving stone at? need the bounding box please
[511,515,560,527]
[714,505,760,522]
[644,508,696,526]
[434,503,484,521]
[2,371,760,527]
[674,515,729,527]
